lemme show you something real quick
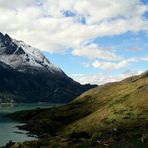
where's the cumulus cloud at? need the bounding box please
[71,73,103,85]
[92,60,129,70]
[91,56,148,70]
[0,0,147,54]
[72,44,118,61]
[71,70,144,85]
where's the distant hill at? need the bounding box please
[0,32,96,103]
[9,71,148,147]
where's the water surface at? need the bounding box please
[0,103,59,146]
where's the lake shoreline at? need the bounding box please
[0,103,60,147]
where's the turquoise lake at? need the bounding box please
[0,103,59,147]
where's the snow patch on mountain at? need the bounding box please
[0,33,62,74]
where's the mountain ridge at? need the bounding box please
[0,32,97,103]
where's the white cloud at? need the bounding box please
[91,57,142,70]
[0,0,147,54]
[141,55,148,61]
[44,0,148,25]
[92,60,129,70]
[72,44,118,61]
[71,73,103,85]
[71,70,144,85]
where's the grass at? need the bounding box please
[6,71,148,147]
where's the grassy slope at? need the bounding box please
[8,71,148,147]
[63,72,148,135]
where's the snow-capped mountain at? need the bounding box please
[0,32,62,74]
[0,32,96,103]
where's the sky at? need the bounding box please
[0,0,148,84]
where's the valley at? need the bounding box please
[0,0,148,147]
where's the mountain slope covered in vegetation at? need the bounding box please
[8,71,148,147]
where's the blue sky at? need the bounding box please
[0,0,148,84]
[44,31,148,73]
[43,30,148,84]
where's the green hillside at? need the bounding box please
[7,71,148,148]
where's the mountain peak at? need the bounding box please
[0,33,63,74]
[4,33,12,41]
[0,32,11,41]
